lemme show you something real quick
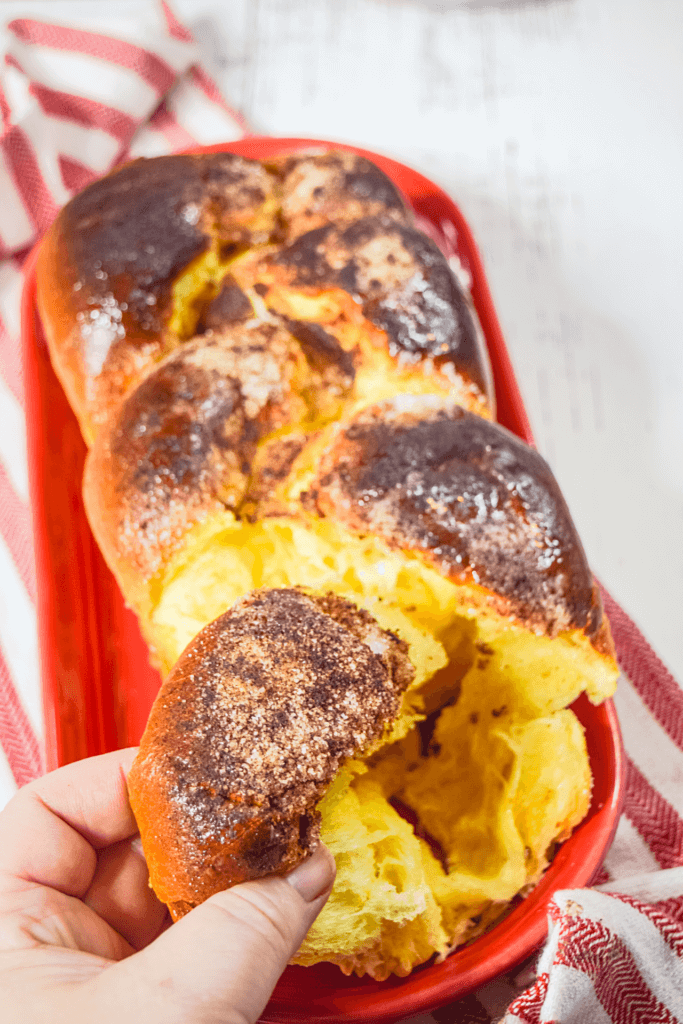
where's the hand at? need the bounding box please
[0,749,336,1024]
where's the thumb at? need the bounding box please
[96,844,336,1024]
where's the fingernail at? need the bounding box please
[285,844,336,902]
[130,835,147,862]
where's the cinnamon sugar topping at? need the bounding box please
[153,589,413,841]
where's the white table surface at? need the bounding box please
[15,0,683,691]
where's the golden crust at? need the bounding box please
[233,215,493,411]
[36,151,493,446]
[308,394,612,648]
[270,149,411,239]
[127,588,413,918]
[82,320,312,609]
[36,152,279,443]
[86,364,614,664]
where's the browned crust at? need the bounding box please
[45,149,614,651]
[196,274,254,332]
[127,588,414,917]
[268,150,411,239]
[37,150,493,444]
[307,395,610,647]
[588,582,617,658]
[244,216,492,406]
[85,355,614,660]
[82,322,308,593]
[36,152,278,441]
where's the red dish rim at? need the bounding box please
[21,136,624,1023]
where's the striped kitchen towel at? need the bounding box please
[503,869,683,1023]
[1,5,682,1022]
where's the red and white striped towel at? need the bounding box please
[0,5,682,1021]
[503,870,683,1023]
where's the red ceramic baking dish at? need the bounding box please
[21,137,624,1023]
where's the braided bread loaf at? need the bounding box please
[36,147,618,979]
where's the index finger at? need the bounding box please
[0,748,140,898]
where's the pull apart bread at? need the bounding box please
[36,148,619,980]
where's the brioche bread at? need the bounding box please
[127,587,416,920]
[35,147,619,979]
[36,148,490,445]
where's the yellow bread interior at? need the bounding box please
[164,183,280,342]
[230,258,492,419]
[148,514,616,712]
[301,705,590,979]
[168,246,490,427]
[138,513,616,979]
[167,248,230,340]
